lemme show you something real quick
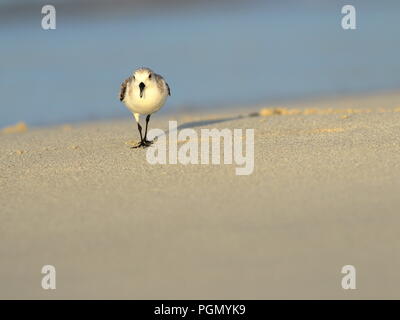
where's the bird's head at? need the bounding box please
[133,67,155,98]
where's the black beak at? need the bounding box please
[139,82,145,98]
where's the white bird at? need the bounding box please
[119,67,170,148]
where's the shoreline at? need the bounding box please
[3,88,400,132]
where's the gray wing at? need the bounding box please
[155,73,171,96]
[119,77,131,102]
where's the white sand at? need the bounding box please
[1,91,400,299]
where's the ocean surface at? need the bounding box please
[1,0,400,127]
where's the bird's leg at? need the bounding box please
[143,114,153,146]
[131,122,146,148]
[137,122,144,142]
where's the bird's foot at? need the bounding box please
[131,139,153,149]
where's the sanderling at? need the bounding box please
[119,67,171,148]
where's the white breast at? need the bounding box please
[124,82,168,115]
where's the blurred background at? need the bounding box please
[1,0,399,127]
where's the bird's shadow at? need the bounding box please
[157,112,258,138]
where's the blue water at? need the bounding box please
[1,0,400,127]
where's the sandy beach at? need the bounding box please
[1,91,400,299]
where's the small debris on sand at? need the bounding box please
[257,107,398,117]
[62,125,73,131]
[259,107,299,116]
[1,122,28,134]
[309,128,345,134]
